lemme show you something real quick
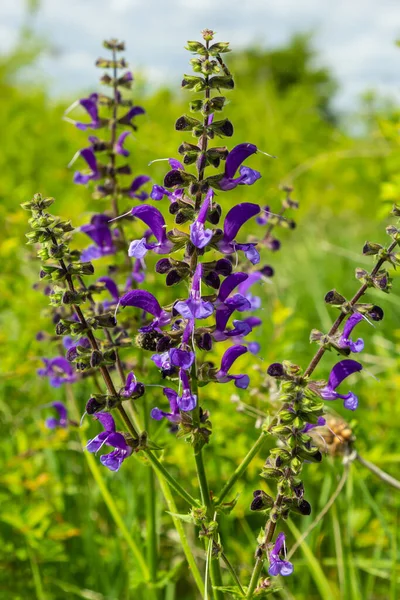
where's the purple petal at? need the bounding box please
[98,276,119,301]
[223,203,261,243]
[163,388,179,413]
[169,158,184,170]
[114,131,131,156]
[238,272,263,296]
[86,431,109,453]
[131,205,167,244]
[218,273,248,302]
[190,221,213,249]
[327,359,363,392]
[129,175,151,194]
[219,345,248,375]
[175,298,214,320]
[52,401,68,424]
[95,412,116,433]
[238,166,261,185]
[120,290,162,317]
[128,238,148,259]
[236,243,260,265]
[80,94,99,121]
[225,143,258,179]
[150,185,169,201]
[197,188,214,224]
[170,348,195,369]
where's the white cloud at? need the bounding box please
[2,0,400,107]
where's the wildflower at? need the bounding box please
[268,532,294,577]
[215,345,250,388]
[122,371,145,398]
[119,289,171,330]
[190,188,214,249]
[38,357,76,387]
[217,202,261,264]
[217,143,261,191]
[338,313,364,353]
[151,387,181,423]
[128,205,173,258]
[86,413,132,472]
[64,93,102,130]
[175,264,214,319]
[45,401,68,429]
[73,148,101,185]
[80,214,116,261]
[302,416,326,433]
[321,359,363,410]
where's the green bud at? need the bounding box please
[209,75,234,90]
[208,118,234,138]
[363,241,383,255]
[324,289,346,305]
[185,41,208,55]
[181,75,206,92]
[175,115,202,132]
[208,42,231,55]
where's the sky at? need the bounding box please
[1,0,400,108]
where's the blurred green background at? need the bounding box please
[1,16,400,600]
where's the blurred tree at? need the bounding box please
[230,33,338,122]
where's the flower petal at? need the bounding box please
[219,345,248,374]
[131,205,167,244]
[120,289,162,317]
[225,143,257,179]
[218,272,248,302]
[223,203,260,243]
[327,359,363,391]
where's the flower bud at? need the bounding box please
[267,363,285,377]
[166,270,182,286]
[324,289,346,305]
[215,258,232,276]
[155,258,172,274]
[250,490,274,511]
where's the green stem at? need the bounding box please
[217,432,267,504]
[157,474,205,597]
[144,397,159,590]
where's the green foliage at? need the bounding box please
[1,32,400,600]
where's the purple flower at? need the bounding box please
[302,416,326,433]
[124,175,151,201]
[151,387,181,423]
[64,94,101,130]
[178,370,197,410]
[86,413,133,472]
[98,276,119,307]
[38,357,77,387]
[119,289,170,330]
[216,345,250,389]
[190,189,214,249]
[45,401,68,429]
[321,359,363,410]
[268,533,294,577]
[217,203,261,264]
[256,206,271,226]
[119,105,145,128]
[214,273,252,335]
[218,143,261,191]
[73,148,101,185]
[237,272,264,310]
[122,371,144,398]
[113,130,130,156]
[152,320,195,373]
[338,313,364,353]
[125,258,146,287]
[80,214,116,261]
[65,337,91,362]
[175,264,214,320]
[151,370,196,420]
[128,205,173,258]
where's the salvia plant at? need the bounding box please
[24,30,400,599]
